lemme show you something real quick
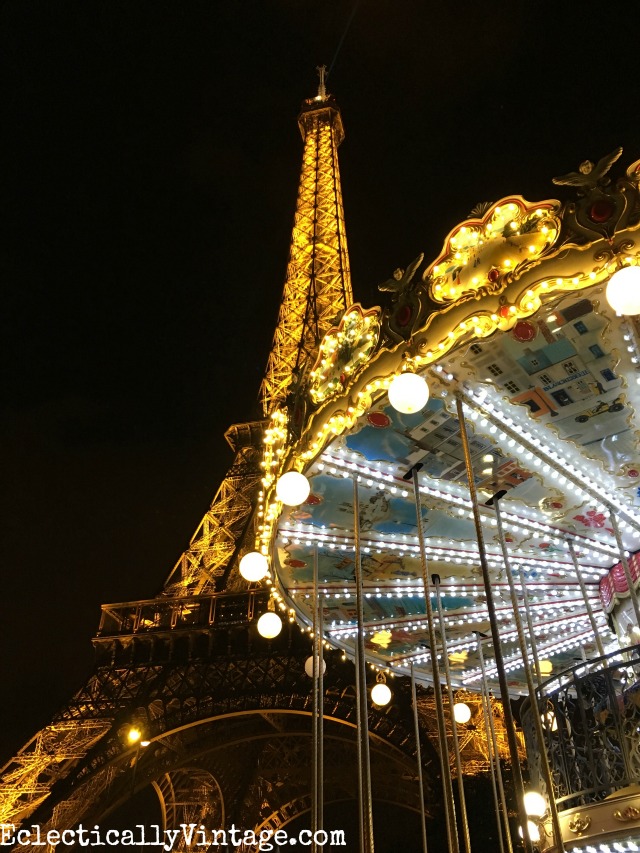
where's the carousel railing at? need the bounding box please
[521,645,640,810]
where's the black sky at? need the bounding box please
[2,0,639,758]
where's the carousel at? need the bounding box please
[249,148,640,853]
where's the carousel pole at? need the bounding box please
[353,476,375,853]
[608,510,640,628]
[318,591,324,851]
[411,663,429,853]
[432,573,472,853]
[410,465,459,853]
[566,540,605,657]
[455,396,533,853]
[516,564,542,685]
[311,544,319,848]
[476,634,513,853]
[493,495,564,853]
[477,679,507,853]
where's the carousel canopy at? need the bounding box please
[259,153,640,695]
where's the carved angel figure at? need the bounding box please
[378,253,424,295]
[552,147,623,189]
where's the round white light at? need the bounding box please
[542,711,558,732]
[239,551,269,582]
[276,471,311,506]
[524,791,547,818]
[453,702,472,724]
[304,656,327,677]
[371,682,392,706]
[127,727,141,744]
[257,611,283,639]
[606,266,640,315]
[388,372,430,414]
[518,821,541,843]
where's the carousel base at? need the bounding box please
[540,785,640,853]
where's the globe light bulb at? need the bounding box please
[606,265,640,315]
[388,372,429,414]
[239,551,269,582]
[257,611,283,639]
[371,682,392,706]
[518,821,541,843]
[524,791,547,818]
[304,656,327,677]
[127,727,141,744]
[453,702,472,724]
[276,471,311,506]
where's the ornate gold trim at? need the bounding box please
[612,806,640,822]
[568,814,591,834]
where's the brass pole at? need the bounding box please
[478,682,507,853]
[455,396,533,853]
[477,634,513,853]
[432,573,472,853]
[411,466,459,853]
[567,540,605,657]
[353,477,375,853]
[494,496,564,853]
[516,563,542,685]
[318,591,324,851]
[312,544,319,847]
[411,663,429,853]
[608,510,640,627]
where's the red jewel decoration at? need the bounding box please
[339,372,347,385]
[286,559,307,569]
[589,199,615,223]
[396,305,413,327]
[628,469,639,478]
[305,493,323,505]
[512,320,536,342]
[499,305,511,318]
[550,500,563,509]
[488,267,500,283]
[367,412,391,429]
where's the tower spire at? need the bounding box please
[260,75,353,416]
[316,64,327,100]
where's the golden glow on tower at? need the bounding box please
[260,91,353,416]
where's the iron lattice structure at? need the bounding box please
[162,421,265,597]
[260,92,352,416]
[418,689,525,778]
[6,613,440,848]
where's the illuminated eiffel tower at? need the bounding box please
[0,71,441,846]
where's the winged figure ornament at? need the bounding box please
[552,147,623,189]
[378,253,424,294]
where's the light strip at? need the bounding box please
[318,450,620,560]
[451,378,640,535]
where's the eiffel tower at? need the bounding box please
[0,71,447,849]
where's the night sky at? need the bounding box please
[2,0,639,773]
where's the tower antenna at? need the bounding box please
[316,64,327,100]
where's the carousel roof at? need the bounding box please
[263,155,640,695]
